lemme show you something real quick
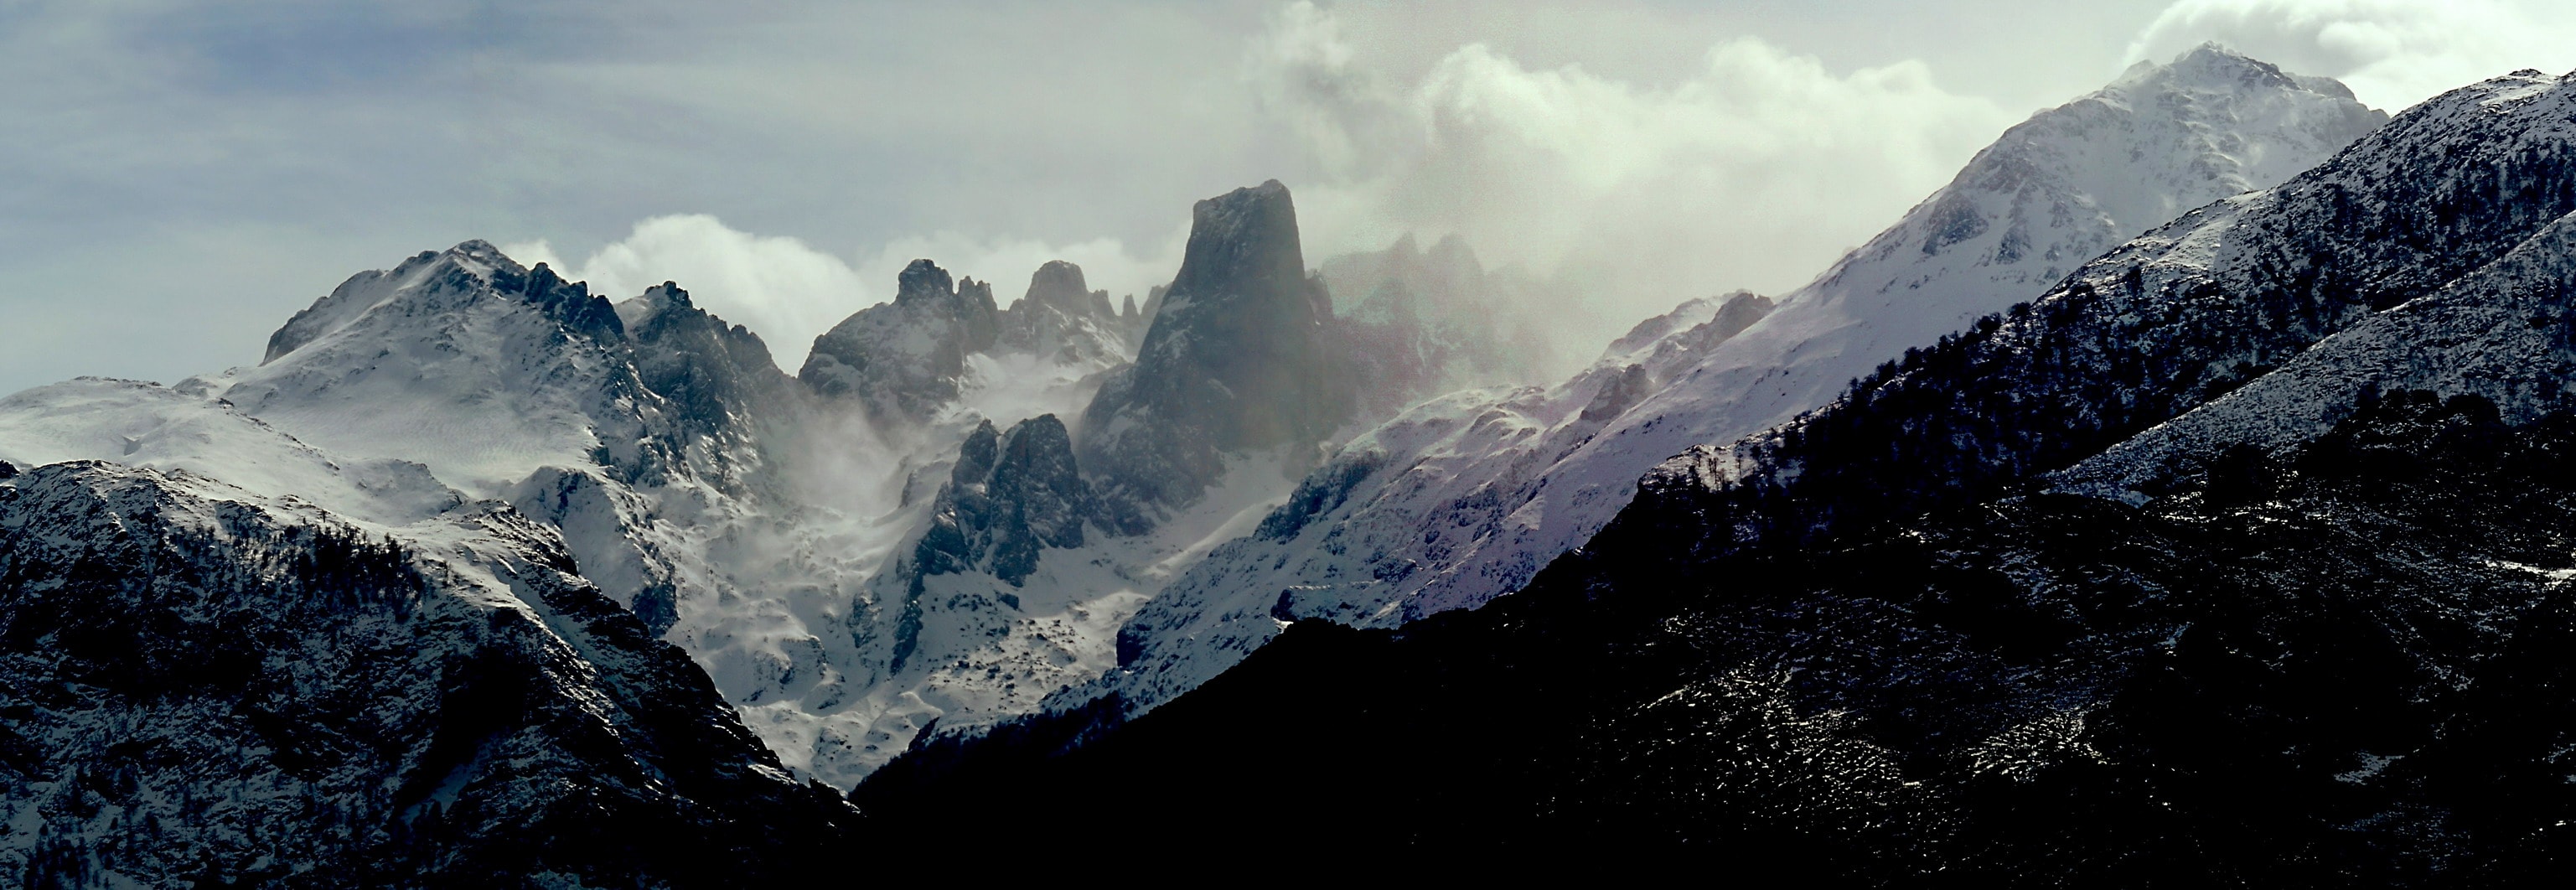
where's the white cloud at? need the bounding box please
[1249,2,2015,345]
[2127,0,2576,111]
[508,215,1181,371]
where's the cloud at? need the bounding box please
[0,1,2275,394]
[1248,2,2015,346]
[2126,0,2576,111]
[509,216,1182,370]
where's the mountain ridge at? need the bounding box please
[1078,44,2390,723]
[853,65,2576,881]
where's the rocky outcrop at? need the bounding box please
[263,241,623,365]
[1079,181,1356,524]
[997,261,1130,366]
[799,259,1001,425]
[617,282,796,458]
[914,414,1101,587]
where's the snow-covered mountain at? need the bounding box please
[0,393,859,884]
[856,64,2576,879]
[6,38,2483,879]
[802,256,1135,438]
[0,173,1434,800]
[828,180,1385,757]
[1087,44,2389,717]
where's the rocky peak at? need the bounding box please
[1020,260,1115,319]
[225,242,732,497]
[1164,180,1311,313]
[516,262,623,344]
[913,414,1101,587]
[2126,42,2354,101]
[613,279,694,329]
[799,259,1003,425]
[263,241,628,366]
[614,282,792,468]
[896,258,952,303]
[998,261,1128,365]
[1078,180,1357,521]
[1132,284,1168,341]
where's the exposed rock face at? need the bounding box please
[223,243,798,644]
[617,281,797,462]
[1578,364,1654,425]
[914,414,1101,587]
[0,463,860,886]
[1134,285,1166,339]
[1619,288,1774,357]
[998,261,1130,366]
[507,465,685,637]
[232,241,701,494]
[1079,180,1356,523]
[265,242,626,365]
[260,241,617,364]
[799,259,1001,425]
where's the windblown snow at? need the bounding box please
[0,45,2402,793]
[1083,44,2391,718]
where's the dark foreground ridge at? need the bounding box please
[861,391,2576,882]
[0,464,864,887]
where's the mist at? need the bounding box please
[499,2,2025,385]
[15,1,2576,395]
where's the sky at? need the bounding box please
[7,0,2576,394]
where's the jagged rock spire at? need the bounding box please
[1078,180,1357,525]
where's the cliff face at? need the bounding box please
[914,414,1104,587]
[618,281,797,458]
[1079,180,1356,525]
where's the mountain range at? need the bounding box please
[10,44,2576,884]
[857,60,2576,881]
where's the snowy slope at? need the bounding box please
[2056,72,2576,497]
[210,241,696,497]
[111,235,1195,787]
[859,66,2576,876]
[0,377,463,526]
[0,427,856,884]
[789,183,1373,768]
[1090,45,2388,717]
